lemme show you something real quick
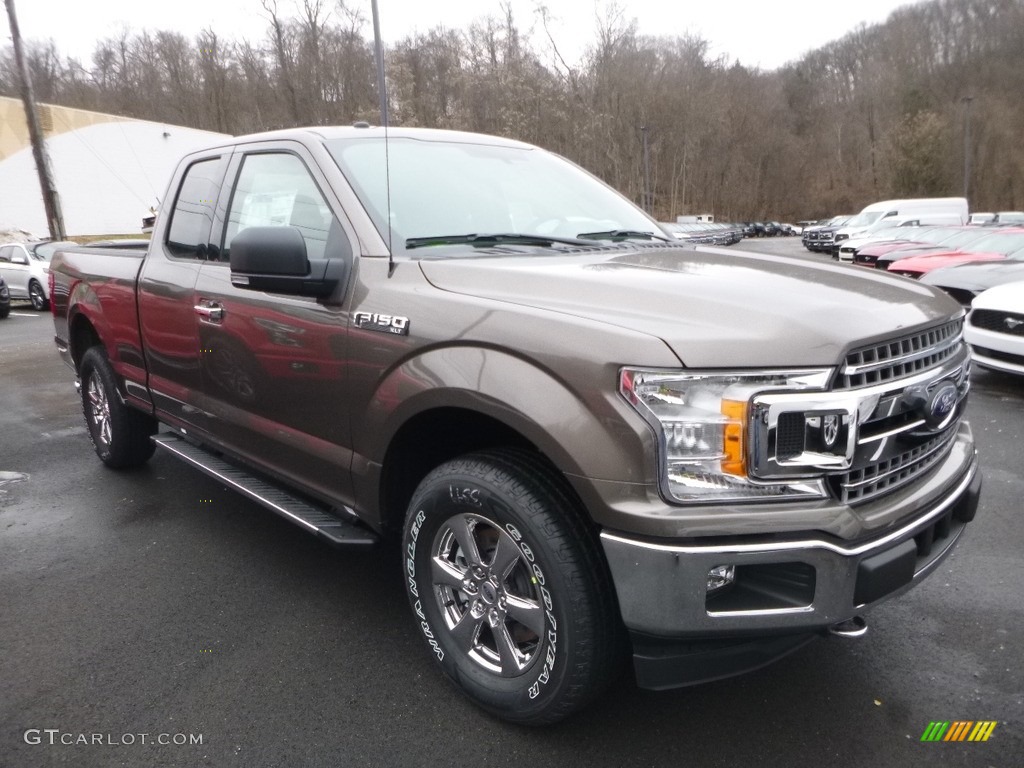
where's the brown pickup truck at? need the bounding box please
[50,126,980,724]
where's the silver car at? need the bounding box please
[0,240,75,310]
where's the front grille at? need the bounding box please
[837,319,963,389]
[972,345,1024,366]
[971,309,1024,337]
[829,425,958,505]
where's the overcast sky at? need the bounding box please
[6,0,925,71]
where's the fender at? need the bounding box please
[66,273,148,403]
[351,344,661,522]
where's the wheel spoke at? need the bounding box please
[488,533,522,580]
[448,609,484,654]
[505,595,546,637]
[493,622,526,676]
[447,515,483,567]
[430,556,466,590]
[87,377,111,446]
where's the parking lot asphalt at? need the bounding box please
[1,247,1021,767]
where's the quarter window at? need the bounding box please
[166,158,223,258]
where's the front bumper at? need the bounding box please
[601,450,980,688]
[965,325,1024,376]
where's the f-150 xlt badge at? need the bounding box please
[354,311,410,336]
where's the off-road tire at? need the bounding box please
[402,449,622,725]
[80,347,157,468]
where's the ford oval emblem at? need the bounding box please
[925,382,958,427]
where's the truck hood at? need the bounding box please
[418,245,958,367]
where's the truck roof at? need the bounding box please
[204,125,537,152]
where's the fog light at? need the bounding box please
[707,565,736,592]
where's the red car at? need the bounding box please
[855,227,990,269]
[887,230,1024,278]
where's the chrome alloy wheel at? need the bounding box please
[86,374,112,447]
[430,513,547,677]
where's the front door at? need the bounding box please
[193,144,356,507]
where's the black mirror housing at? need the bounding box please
[229,226,309,276]
[228,226,345,299]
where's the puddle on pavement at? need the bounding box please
[0,471,30,493]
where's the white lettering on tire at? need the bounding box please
[407,509,443,661]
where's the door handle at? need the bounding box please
[194,303,224,322]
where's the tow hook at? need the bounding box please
[828,616,868,638]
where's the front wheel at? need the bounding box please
[402,450,622,724]
[80,347,157,468]
[28,280,48,311]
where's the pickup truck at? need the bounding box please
[50,126,981,725]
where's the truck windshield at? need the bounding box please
[324,137,660,252]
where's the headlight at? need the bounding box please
[620,368,832,503]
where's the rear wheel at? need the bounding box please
[28,280,48,311]
[80,347,157,468]
[402,449,622,725]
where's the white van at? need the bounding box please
[831,197,968,251]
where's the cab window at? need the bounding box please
[222,153,335,262]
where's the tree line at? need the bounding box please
[2,0,1022,221]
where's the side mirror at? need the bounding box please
[228,226,343,299]
[230,226,309,276]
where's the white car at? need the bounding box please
[964,280,1024,376]
[0,240,75,310]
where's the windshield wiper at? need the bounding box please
[576,229,670,242]
[405,233,591,250]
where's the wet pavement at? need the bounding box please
[1,259,1021,767]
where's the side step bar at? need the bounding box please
[152,433,378,547]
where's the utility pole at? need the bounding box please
[5,0,65,240]
[961,95,973,201]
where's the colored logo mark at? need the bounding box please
[920,721,997,742]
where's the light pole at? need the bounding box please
[961,95,973,201]
[371,0,388,127]
[641,125,652,215]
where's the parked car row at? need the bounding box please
[660,221,745,245]
[794,211,1024,377]
[742,221,799,238]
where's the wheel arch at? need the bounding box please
[378,406,547,536]
[362,346,653,536]
[68,311,103,371]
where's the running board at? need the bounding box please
[152,433,378,547]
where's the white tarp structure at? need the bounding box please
[0,97,228,237]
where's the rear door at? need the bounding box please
[192,140,358,506]
[137,152,231,429]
